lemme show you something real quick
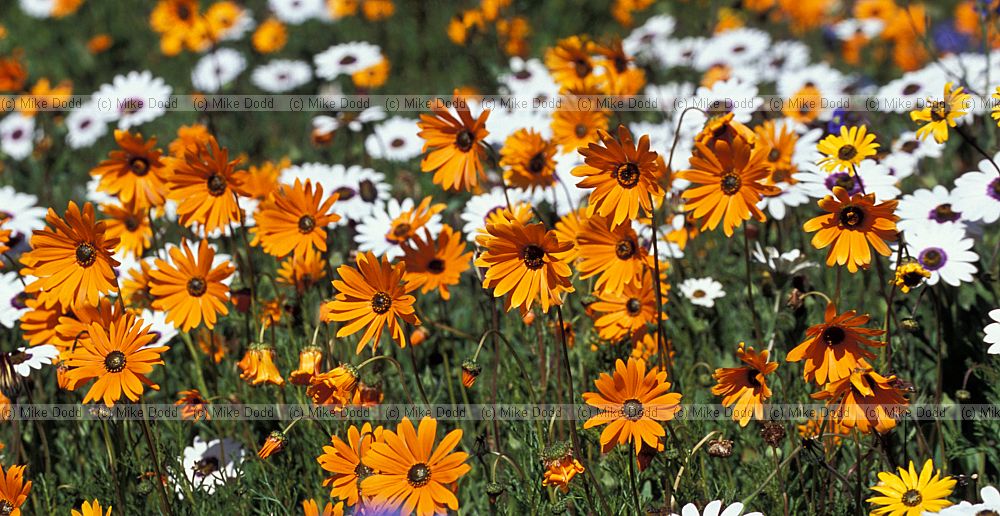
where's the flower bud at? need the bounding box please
[461,359,482,388]
[257,430,288,459]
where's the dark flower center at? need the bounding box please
[573,58,591,78]
[625,298,642,315]
[613,162,641,189]
[359,180,378,203]
[720,172,742,195]
[900,141,919,153]
[407,463,431,487]
[392,223,411,240]
[298,214,316,233]
[427,258,445,274]
[522,244,545,270]
[919,247,947,271]
[124,216,140,232]
[354,462,373,480]
[976,511,999,516]
[746,370,762,388]
[901,489,923,507]
[371,291,392,314]
[574,123,588,138]
[839,206,865,228]
[187,277,207,297]
[837,144,858,161]
[339,55,357,65]
[767,148,781,162]
[622,398,644,421]
[390,137,405,148]
[104,350,127,373]
[988,177,1000,201]
[615,238,637,260]
[929,101,947,121]
[193,456,220,477]
[334,186,356,201]
[0,501,13,515]
[528,152,547,174]
[822,326,846,346]
[206,174,227,196]
[929,203,960,223]
[76,243,97,267]
[129,156,151,176]
[902,84,920,95]
[455,129,474,152]
[902,270,926,288]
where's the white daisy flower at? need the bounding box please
[894,222,978,287]
[938,485,1000,514]
[251,59,312,93]
[623,15,676,60]
[776,63,846,101]
[178,436,246,496]
[891,130,944,161]
[484,106,551,145]
[985,311,1000,355]
[215,6,256,41]
[364,117,422,161]
[460,188,529,241]
[875,68,946,113]
[314,42,382,80]
[18,0,54,17]
[654,37,705,69]
[952,157,1000,223]
[65,102,111,149]
[756,40,811,78]
[13,345,58,377]
[0,186,47,237]
[0,271,26,328]
[679,78,760,135]
[192,49,247,93]
[752,244,816,276]
[141,309,180,347]
[644,82,695,115]
[284,164,391,224]
[94,71,172,129]
[268,0,326,24]
[794,159,900,202]
[312,105,386,135]
[758,182,809,220]
[678,277,725,308]
[895,186,966,235]
[498,57,559,102]
[279,162,336,190]
[830,18,885,40]
[355,198,443,259]
[551,153,591,216]
[878,152,918,181]
[0,113,35,160]
[671,500,762,516]
[693,28,771,71]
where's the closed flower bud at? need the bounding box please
[521,310,536,325]
[955,389,971,401]
[410,328,429,346]
[486,481,504,504]
[900,317,921,333]
[257,430,288,459]
[461,359,482,388]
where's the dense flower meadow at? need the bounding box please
[0,0,1000,514]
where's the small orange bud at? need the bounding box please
[461,359,481,388]
[521,311,536,325]
[410,328,428,346]
[257,430,287,459]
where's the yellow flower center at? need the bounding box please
[720,172,742,195]
[129,156,150,176]
[613,162,641,189]
[839,206,865,228]
[615,238,637,260]
[622,398,644,421]
[837,144,858,161]
[407,462,431,487]
[901,489,923,507]
[104,350,127,373]
[206,174,227,196]
[371,291,392,314]
[521,244,545,270]
[187,277,207,297]
[297,214,316,233]
[75,243,97,267]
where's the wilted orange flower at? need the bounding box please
[276,251,327,293]
[577,214,652,295]
[574,125,664,227]
[545,36,600,91]
[252,18,287,53]
[475,217,574,314]
[149,239,235,331]
[21,202,119,309]
[101,201,152,258]
[237,345,285,387]
[590,272,659,343]
[63,313,168,407]
[91,130,169,211]
[175,389,210,421]
[583,358,682,454]
[308,364,360,407]
[166,134,247,235]
[551,104,610,154]
[811,361,908,434]
[289,347,324,385]
[712,343,778,427]
[678,137,779,237]
[323,251,420,354]
[260,298,284,329]
[401,225,472,301]
[803,186,899,273]
[0,463,30,516]
[786,303,885,385]
[541,445,585,492]
[418,101,490,191]
[361,417,471,515]
[318,422,383,506]
[252,179,340,260]
[500,129,557,192]
[257,430,288,459]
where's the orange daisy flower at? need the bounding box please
[500,128,558,193]
[573,125,664,227]
[552,207,588,262]
[361,417,471,516]
[233,158,287,200]
[276,251,327,293]
[148,239,235,331]
[803,186,899,273]
[594,39,646,96]
[120,259,155,309]
[318,422,384,506]
[55,297,119,354]
[786,302,885,385]
[753,119,801,186]
[90,129,169,210]
[582,357,682,454]
[590,271,659,343]
[101,200,153,259]
[175,389,210,421]
[677,137,779,237]
[474,217,574,314]
[551,103,610,154]
[302,499,344,516]
[711,343,778,427]
[576,214,652,295]
[0,463,30,516]
[251,179,340,260]
[418,101,490,191]
[20,202,120,309]
[323,251,421,354]
[544,36,600,91]
[384,196,446,248]
[63,313,168,407]
[811,361,908,434]
[401,225,472,301]
[166,134,247,235]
